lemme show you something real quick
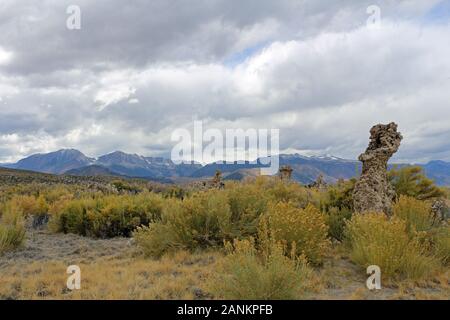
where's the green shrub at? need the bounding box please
[325,206,352,241]
[389,166,444,200]
[167,191,232,248]
[0,204,26,254]
[134,223,179,258]
[53,198,94,235]
[267,180,321,209]
[112,180,143,194]
[41,186,73,203]
[393,196,439,233]
[92,193,164,237]
[429,226,450,265]
[209,238,313,299]
[345,213,440,280]
[321,179,356,211]
[134,191,233,256]
[162,186,187,199]
[226,181,269,238]
[49,192,164,238]
[263,202,330,265]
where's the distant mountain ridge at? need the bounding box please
[3,149,95,174]
[1,149,449,186]
[2,149,201,180]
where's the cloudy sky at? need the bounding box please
[0,0,449,164]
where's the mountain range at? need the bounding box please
[1,149,449,186]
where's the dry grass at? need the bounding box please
[345,213,442,281]
[0,250,220,300]
[208,238,315,299]
[1,241,448,300]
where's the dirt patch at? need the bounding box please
[0,229,132,268]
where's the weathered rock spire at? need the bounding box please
[353,122,403,214]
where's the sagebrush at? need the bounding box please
[209,238,313,299]
[345,213,440,280]
[0,203,26,255]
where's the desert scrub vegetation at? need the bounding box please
[225,178,323,235]
[1,170,449,299]
[134,178,329,259]
[262,202,330,265]
[391,196,450,266]
[134,190,234,257]
[225,181,270,237]
[0,203,26,255]
[430,226,450,265]
[344,213,441,281]
[48,192,164,238]
[389,166,444,200]
[324,206,353,242]
[208,237,313,299]
[319,179,356,242]
[8,195,49,217]
[393,196,440,233]
[8,194,50,227]
[321,178,356,211]
[265,179,321,208]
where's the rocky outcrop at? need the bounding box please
[279,165,293,181]
[353,123,403,214]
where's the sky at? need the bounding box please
[0,0,449,164]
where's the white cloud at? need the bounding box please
[0,1,448,163]
[0,47,13,65]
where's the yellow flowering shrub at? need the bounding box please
[9,194,48,217]
[263,202,330,265]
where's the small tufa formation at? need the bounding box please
[353,122,403,214]
[431,199,449,224]
[212,170,225,189]
[307,174,327,190]
[279,165,293,181]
